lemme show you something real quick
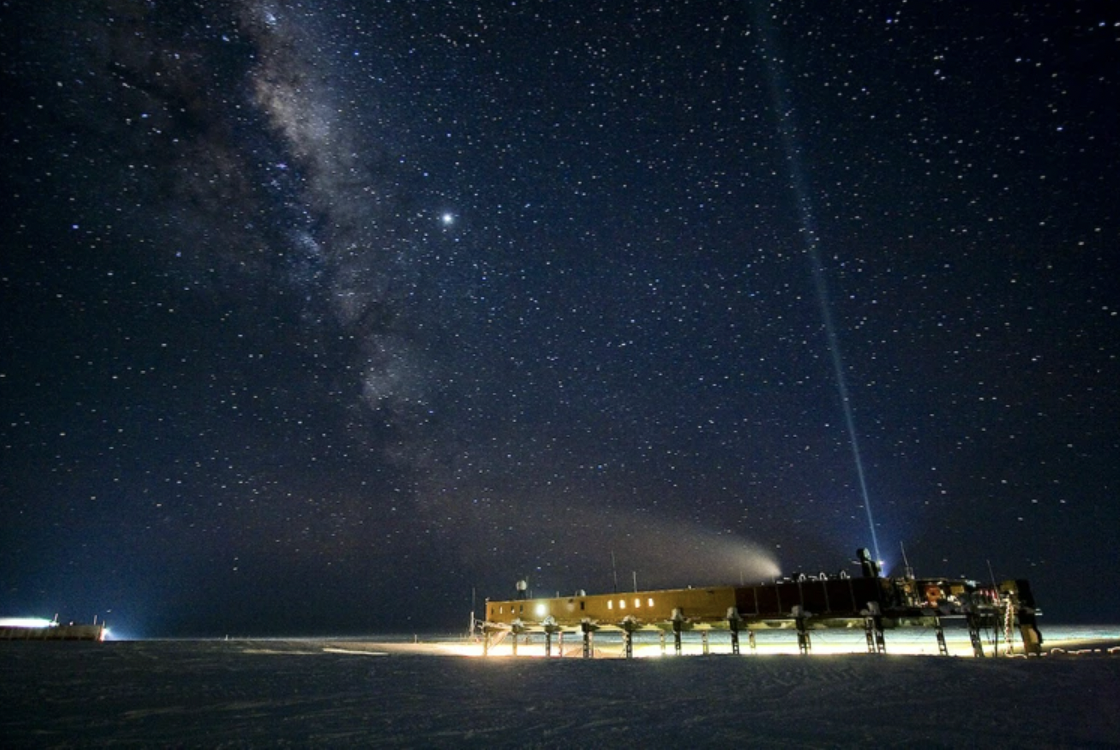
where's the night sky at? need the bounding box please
[2,1,1117,637]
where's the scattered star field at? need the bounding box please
[2,1,1117,636]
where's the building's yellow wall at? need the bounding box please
[486,587,737,627]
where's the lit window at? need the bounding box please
[634,598,641,608]
[620,599,626,609]
[607,600,613,610]
[648,598,655,607]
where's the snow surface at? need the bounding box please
[2,629,1118,748]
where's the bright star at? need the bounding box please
[441,213,455,225]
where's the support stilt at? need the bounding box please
[748,629,756,653]
[934,616,949,656]
[861,602,885,655]
[621,617,638,659]
[796,616,811,655]
[1017,607,1043,656]
[672,608,684,655]
[967,612,985,658]
[862,615,885,654]
[659,631,666,655]
[701,630,709,655]
[545,630,552,657]
[483,629,490,657]
[581,620,593,659]
[728,607,741,655]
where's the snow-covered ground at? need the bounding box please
[2,626,1118,748]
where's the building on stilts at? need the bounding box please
[478,548,1042,658]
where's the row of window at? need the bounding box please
[492,598,658,616]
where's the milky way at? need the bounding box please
[238,1,433,427]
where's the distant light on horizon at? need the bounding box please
[0,617,55,628]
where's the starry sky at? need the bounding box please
[2,1,1117,637]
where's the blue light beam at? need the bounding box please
[754,5,883,565]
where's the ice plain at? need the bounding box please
[2,626,1118,748]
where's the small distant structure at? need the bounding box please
[0,616,106,642]
[480,548,1042,659]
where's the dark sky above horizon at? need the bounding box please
[2,1,1117,637]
